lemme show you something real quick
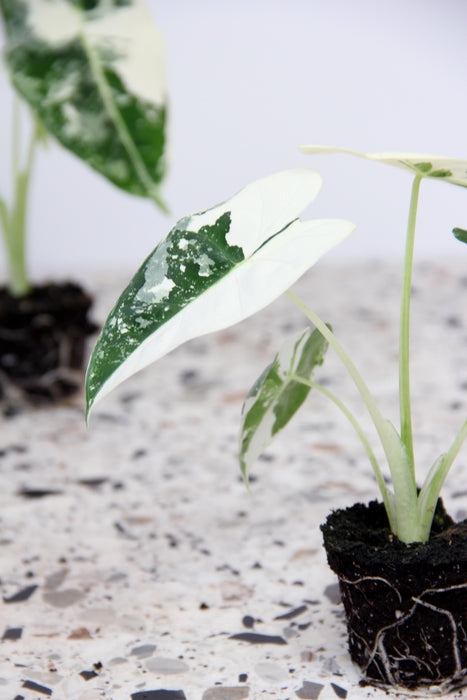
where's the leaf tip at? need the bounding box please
[240,459,252,493]
[453,227,467,244]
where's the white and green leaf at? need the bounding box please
[86,168,355,417]
[1,0,168,208]
[239,327,328,482]
[300,145,467,189]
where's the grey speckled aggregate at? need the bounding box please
[1,262,467,699]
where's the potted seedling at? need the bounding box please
[85,150,467,693]
[0,0,167,405]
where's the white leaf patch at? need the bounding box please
[27,0,166,105]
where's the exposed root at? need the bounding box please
[339,575,467,691]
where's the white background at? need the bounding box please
[0,0,466,283]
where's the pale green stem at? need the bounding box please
[399,174,422,475]
[1,102,40,297]
[290,372,396,531]
[287,290,390,445]
[12,97,20,187]
[286,289,419,542]
[79,30,169,213]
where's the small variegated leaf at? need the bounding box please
[300,145,467,189]
[1,0,167,207]
[86,168,355,417]
[453,227,467,244]
[239,327,328,481]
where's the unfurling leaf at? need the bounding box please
[239,327,329,482]
[86,169,355,417]
[1,0,168,208]
[453,227,467,244]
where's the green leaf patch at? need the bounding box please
[453,227,467,244]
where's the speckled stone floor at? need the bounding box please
[1,262,467,700]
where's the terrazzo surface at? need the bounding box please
[1,262,467,700]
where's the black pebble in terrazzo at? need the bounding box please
[229,632,287,645]
[22,680,52,695]
[131,691,187,700]
[18,487,63,499]
[295,680,324,699]
[3,585,38,603]
[241,615,255,628]
[330,682,348,698]
[77,477,108,490]
[238,673,248,683]
[132,448,148,459]
[274,604,308,620]
[2,627,22,640]
[80,670,98,680]
[0,443,27,457]
[114,521,138,539]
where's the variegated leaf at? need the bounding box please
[1,0,167,207]
[86,168,355,416]
[239,327,328,481]
[300,145,467,188]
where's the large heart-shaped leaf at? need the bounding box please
[300,145,467,188]
[240,327,328,481]
[1,0,167,209]
[86,168,355,416]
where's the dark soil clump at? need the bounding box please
[0,282,97,406]
[321,499,467,691]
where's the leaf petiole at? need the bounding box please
[290,372,396,530]
[286,289,418,542]
[399,173,422,476]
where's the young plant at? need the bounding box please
[0,0,168,297]
[86,151,467,545]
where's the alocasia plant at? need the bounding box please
[86,148,467,546]
[0,0,168,296]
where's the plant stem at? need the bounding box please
[399,173,422,475]
[286,290,389,443]
[286,289,418,542]
[291,372,396,531]
[1,100,40,297]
